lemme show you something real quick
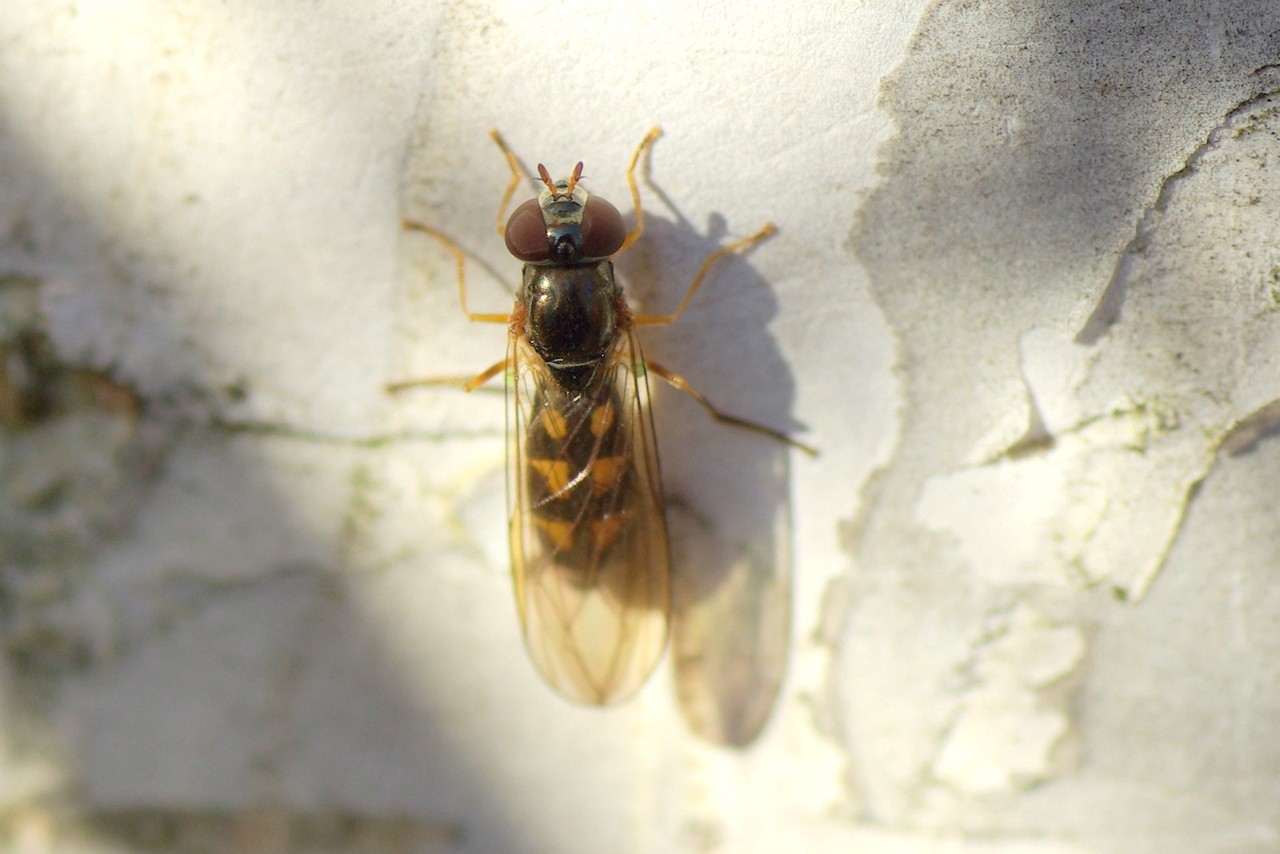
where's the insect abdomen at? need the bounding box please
[525,381,632,581]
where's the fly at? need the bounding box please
[391,128,814,704]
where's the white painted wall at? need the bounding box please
[0,1,1277,852]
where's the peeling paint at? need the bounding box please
[933,606,1083,795]
[848,0,1280,842]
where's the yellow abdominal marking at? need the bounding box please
[589,402,616,436]
[590,515,625,552]
[530,458,571,494]
[539,407,569,440]
[534,517,575,551]
[589,455,627,496]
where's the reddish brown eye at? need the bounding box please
[504,195,626,262]
[580,197,626,258]
[504,199,551,262]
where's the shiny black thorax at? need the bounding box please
[521,260,619,388]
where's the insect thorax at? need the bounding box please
[522,260,620,371]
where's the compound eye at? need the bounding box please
[580,197,626,258]
[504,199,551,262]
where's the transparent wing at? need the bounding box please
[507,330,670,705]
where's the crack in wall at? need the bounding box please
[210,416,504,447]
[1219,397,1280,455]
[1077,84,1280,345]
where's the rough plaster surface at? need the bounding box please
[845,2,1280,847]
[0,1,1278,852]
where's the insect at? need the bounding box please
[392,129,814,705]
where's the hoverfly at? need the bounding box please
[392,129,814,705]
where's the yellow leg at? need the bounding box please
[644,359,817,456]
[633,222,777,327]
[618,127,664,255]
[387,358,509,395]
[393,136,523,396]
[401,219,510,324]
[489,129,533,238]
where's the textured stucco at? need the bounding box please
[0,1,1277,852]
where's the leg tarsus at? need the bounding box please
[645,359,817,456]
[618,127,664,255]
[388,358,509,394]
[401,219,510,324]
[489,129,532,237]
[633,222,777,327]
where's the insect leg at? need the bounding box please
[387,358,509,394]
[644,359,817,456]
[400,220,510,324]
[632,222,777,327]
[618,127,664,254]
[489,130,535,238]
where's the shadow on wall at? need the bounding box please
[0,285,507,850]
[847,0,1280,844]
[618,209,801,748]
[0,21,814,854]
[0,30,528,854]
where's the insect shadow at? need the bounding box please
[615,204,804,747]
